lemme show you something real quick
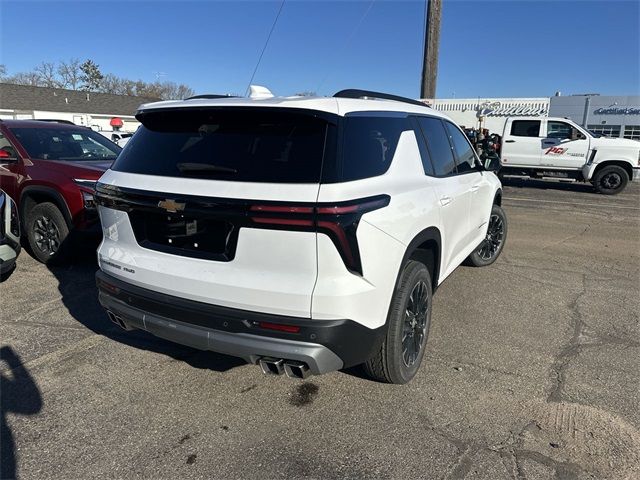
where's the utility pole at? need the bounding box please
[420,0,442,101]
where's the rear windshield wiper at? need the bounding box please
[176,163,238,174]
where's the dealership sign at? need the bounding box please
[486,104,549,116]
[593,107,640,115]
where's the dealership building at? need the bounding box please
[424,94,640,141]
[548,95,640,140]
[0,83,156,133]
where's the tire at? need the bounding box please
[26,202,70,264]
[466,204,507,267]
[592,165,629,195]
[364,260,432,384]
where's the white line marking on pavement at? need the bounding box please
[503,197,640,211]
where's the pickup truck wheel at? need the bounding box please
[466,204,507,267]
[593,165,628,195]
[26,202,70,265]
[363,260,432,384]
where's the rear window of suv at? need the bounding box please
[113,108,331,183]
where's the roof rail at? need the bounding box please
[185,94,237,100]
[333,89,429,108]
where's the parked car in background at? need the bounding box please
[97,130,134,146]
[0,120,122,264]
[499,116,640,194]
[95,88,505,384]
[0,189,20,279]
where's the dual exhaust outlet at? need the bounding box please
[259,357,311,379]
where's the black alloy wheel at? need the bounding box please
[26,202,70,264]
[465,204,508,267]
[402,280,430,367]
[33,215,61,256]
[477,213,505,261]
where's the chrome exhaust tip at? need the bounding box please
[106,311,133,331]
[284,361,311,379]
[259,357,285,376]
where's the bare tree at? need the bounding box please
[0,64,6,80]
[99,73,123,94]
[58,59,81,89]
[34,62,59,87]
[5,71,42,86]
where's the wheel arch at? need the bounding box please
[19,186,73,228]
[493,188,502,206]
[592,160,633,180]
[399,227,442,293]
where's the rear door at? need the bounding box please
[501,119,543,167]
[415,116,470,273]
[97,108,334,318]
[540,120,590,169]
[443,121,492,250]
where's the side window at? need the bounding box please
[510,120,541,137]
[444,122,477,173]
[416,117,457,176]
[410,117,435,175]
[341,116,408,182]
[547,121,573,140]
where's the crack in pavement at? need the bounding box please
[547,274,588,404]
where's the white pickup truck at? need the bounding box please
[498,116,640,194]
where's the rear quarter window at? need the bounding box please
[340,115,409,182]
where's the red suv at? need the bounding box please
[0,120,121,263]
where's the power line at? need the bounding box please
[245,0,286,96]
[316,0,375,95]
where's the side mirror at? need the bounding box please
[570,128,585,141]
[483,155,501,172]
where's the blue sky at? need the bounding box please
[1,0,638,99]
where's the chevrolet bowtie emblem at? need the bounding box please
[158,199,186,213]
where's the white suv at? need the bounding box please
[95,89,506,384]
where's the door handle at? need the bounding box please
[471,185,480,192]
[440,196,452,206]
[505,140,515,143]
[542,140,555,144]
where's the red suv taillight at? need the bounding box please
[249,195,390,275]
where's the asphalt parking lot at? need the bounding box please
[1,179,639,480]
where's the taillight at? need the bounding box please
[248,195,390,275]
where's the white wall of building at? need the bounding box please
[0,109,140,133]
[425,97,549,134]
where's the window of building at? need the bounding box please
[588,125,621,138]
[510,120,540,137]
[623,125,640,141]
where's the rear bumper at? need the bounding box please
[96,271,386,374]
[632,167,640,182]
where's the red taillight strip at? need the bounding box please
[251,217,314,227]
[248,195,390,275]
[250,205,314,214]
[317,220,355,265]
